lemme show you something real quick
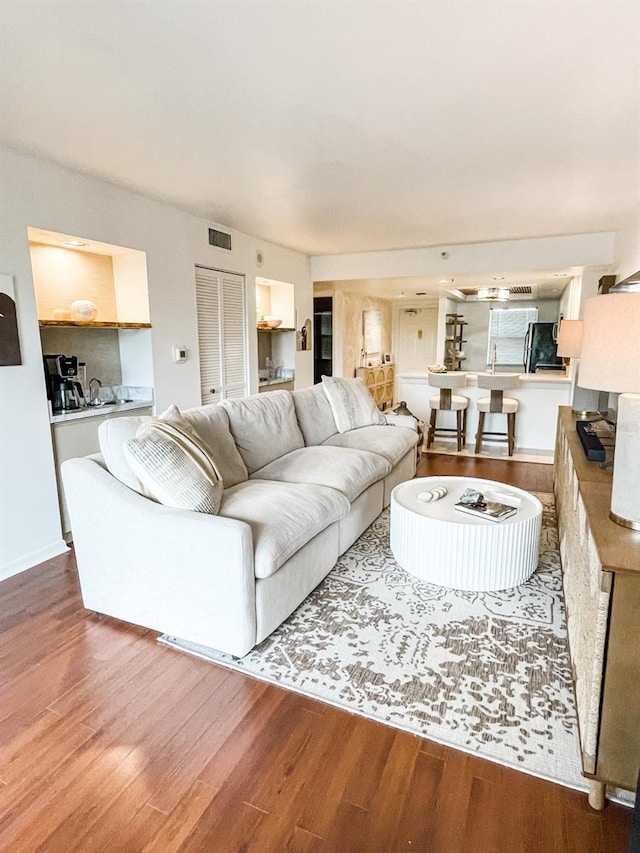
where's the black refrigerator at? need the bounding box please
[523,322,563,372]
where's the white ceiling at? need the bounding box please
[322,269,578,302]
[1,1,639,259]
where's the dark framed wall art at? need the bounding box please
[0,275,23,366]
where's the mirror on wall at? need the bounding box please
[362,309,382,365]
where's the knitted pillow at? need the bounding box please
[321,376,386,434]
[123,417,224,514]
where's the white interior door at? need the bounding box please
[195,266,247,404]
[396,307,438,372]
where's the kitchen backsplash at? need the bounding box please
[40,327,123,387]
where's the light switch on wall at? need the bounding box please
[172,345,187,363]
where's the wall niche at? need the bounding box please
[28,227,150,326]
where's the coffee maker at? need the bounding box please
[43,354,85,412]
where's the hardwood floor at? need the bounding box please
[415,453,555,492]
[0,455,631,852]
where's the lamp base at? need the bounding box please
[610,393,640,531]
[571,408,604,419]
[572,384,607,419]
[609,510,640,531]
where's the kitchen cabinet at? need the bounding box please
[52,404,152,538]
[444,313,467,371]
[554,407,640,808]
[355,364,395,410]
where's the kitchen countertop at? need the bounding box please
[258,377,295,387]
[50,399,154,424]
[398,370,569,386]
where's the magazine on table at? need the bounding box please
[454,488,518,522]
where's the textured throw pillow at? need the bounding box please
[321,376,386,434]
[123,417,224,514]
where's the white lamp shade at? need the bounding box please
[579,293,640,393]
[556,320,583,358]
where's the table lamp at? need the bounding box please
[556,319,604,418]
[579,292,640,529]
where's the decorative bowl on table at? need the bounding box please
[264,316,282,328]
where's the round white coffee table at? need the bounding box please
[390,476,542,591]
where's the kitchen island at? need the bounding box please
[398,370,570,454]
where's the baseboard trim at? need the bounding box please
[0,539,69,582]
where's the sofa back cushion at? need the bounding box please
[123,418,224,514]
[291,384,338,446]
[321,376,386,433]
[180,403,248,487]
[221,390,305,474]
[98,415,153,492]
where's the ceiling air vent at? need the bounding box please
[508,286,533,295]
[208,228,232,251]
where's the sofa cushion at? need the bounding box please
[98,415,154,491]
[221,391,304,474]
[324,424,418,466]
[291,384,338,446]
[219,479,350,579]
[123,418,224,514]
[180,403,248,487]
[250,445,391,503]
[321,376,386,433]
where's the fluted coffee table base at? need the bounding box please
[390,476,542,591]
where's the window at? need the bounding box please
[487,307,538,365]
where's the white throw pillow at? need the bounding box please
[123,417,224,514]
[321,376,386,434]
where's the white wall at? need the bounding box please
[311,233,617,282]
[614,204,640,281]
[0,146,312,580]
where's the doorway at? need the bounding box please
[313,296,333,384]
[396,306,438,372]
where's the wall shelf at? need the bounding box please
[39,320,152,329]
[444,314,467,371]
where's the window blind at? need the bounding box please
[487,307,538,365]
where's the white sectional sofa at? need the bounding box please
[62,381,418,657]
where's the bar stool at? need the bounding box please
[426,372,468,452]
[474,373,520,456]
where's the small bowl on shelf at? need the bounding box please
[264,316,282,329]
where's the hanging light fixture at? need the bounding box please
[477,286,510,302]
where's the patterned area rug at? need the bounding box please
[161,493,588,792]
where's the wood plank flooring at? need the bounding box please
[0,455,631,852]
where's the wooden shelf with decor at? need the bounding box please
[444,313,467,371]
[355,363,394,410]
[39,320,152,329]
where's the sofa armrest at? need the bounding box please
[62,456,257,657]
[384,413,418,431]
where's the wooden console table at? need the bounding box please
[554,407,640,809]
[355,364,394,410]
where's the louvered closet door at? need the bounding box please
[195,266,247,404]
[221,273,247,399]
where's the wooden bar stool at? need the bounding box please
[426,372,469,452]
[474,373,520,456]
